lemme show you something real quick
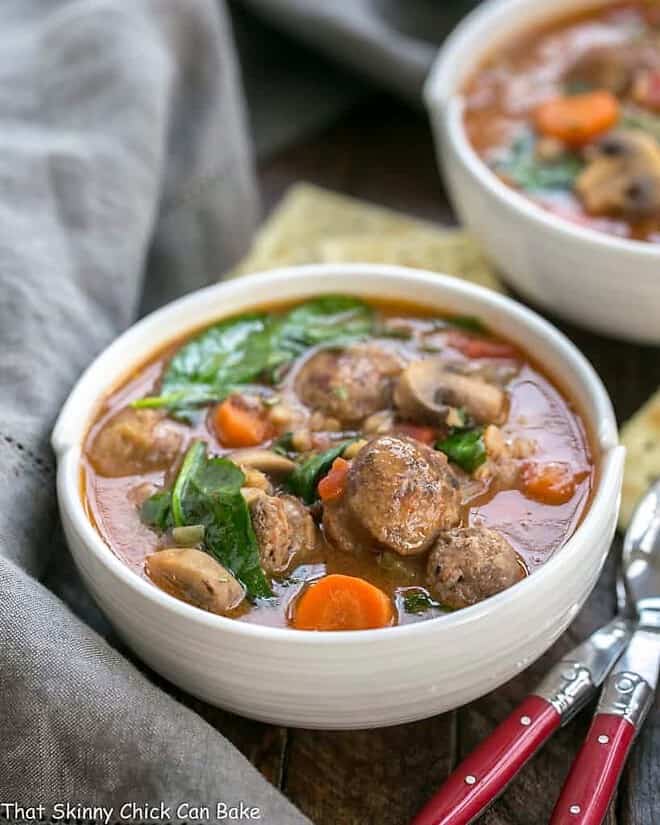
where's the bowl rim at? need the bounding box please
[53,263,624,646]
[423,0,660,261]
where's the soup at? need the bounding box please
[464,1,660,242]
[82,295,594,630]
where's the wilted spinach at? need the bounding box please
[436,426,487,474]
[402,589,441,614]
[141,441,271,599]
[287,439,357,504]
[133,296,374,419]
[495,132,583,192]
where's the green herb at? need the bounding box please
[495,132,583,192]
[272,431,295,455]
[140,490,173,530]
[333,386,349,400]
[622,107,660,142]
[287,439,357,504]
[436,427,487,474]
[141,441,271,599]
[446,315,486,333]
[402,589,440,614]
[133,296,374,419]
[564,79,592,95]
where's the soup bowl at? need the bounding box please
[424,0,660,344]
[53,264,623,729]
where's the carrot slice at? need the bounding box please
[447,331,519,359]
[318,457,350,502]
[292,574,394,631]
[394,423,437,445]
[213,396,270,448]
[522,462,576,506]
[534,91,619,147]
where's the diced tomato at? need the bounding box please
[447,331,519,360]
[394,423,437,445]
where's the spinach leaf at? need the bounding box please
[444,315,486,333]
[141,441,271,599]
[436,427,487,474]
[287,439,357,504]
[495,132,583,192]
[402,589,440,614]
[133,296,374,417]
[140,490,173,530]
[272,431,295,456]
[622,108,660,142]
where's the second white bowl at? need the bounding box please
[424,0,660,344]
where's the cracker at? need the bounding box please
[230,182,503,294]
[619,388,660,529]
[317,232,504,293]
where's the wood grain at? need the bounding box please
[156,94,658,824]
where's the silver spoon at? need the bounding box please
[549,479,660,824]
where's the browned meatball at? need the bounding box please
[323,436,461,557]
[146,547,245,615]
[250,494,317,574]
[88,408,182,477]
[294,343,403,425]
[426,527,525,609]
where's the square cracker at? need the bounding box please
[619,388,660,530]
[230,182,503,294]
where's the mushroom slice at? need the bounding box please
[576,129,660,218]
[394,358,506,425]
[228,448,295,476]
[146,547,245,615]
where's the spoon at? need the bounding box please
[549,479,660,824]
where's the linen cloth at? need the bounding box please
[0,1,304,822]
[0,0,472,820]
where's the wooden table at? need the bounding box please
[187,95,660,825]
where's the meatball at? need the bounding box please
[88,408,182,477]
[426,527,525,609]
[146,547,245,615]
[323,436,461,557]
[294,343,403,425]
[250,494,317,574]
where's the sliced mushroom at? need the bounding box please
[228,448,295,476]
[576,129,660,218]
[146,547,245,615]
[394,358,506,425]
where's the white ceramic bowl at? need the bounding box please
[424,0,660,344]
[53,265,624,729]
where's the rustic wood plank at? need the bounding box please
[284,715,457,825]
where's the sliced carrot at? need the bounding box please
[213,396,271,448]
[291,574,394,631]
[522,462,576,506]
[317,457,350,502]
[394,423,437,445]
[447,331,519,360]
[534,91,619,147]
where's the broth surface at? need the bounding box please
[83,297,594,629]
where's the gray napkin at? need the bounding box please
[0,1,306,822]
